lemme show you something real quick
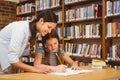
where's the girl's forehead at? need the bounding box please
[47,38,58,42]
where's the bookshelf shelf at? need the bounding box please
[106,14,120,18]
[17,12,35,17]
[57,22,62,25]
[65,17,102,24]
[65,38,102,47]
[70,56,92,63]
[106,14,120,22]
[107,37,120,40]
[107,60,120,66]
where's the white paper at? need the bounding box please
[48,68,93,76]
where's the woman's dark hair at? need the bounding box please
[29,10,58,57]
[41,30,64,65]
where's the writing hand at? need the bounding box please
[54,64,67,72]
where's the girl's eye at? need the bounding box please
[54,42,57,45]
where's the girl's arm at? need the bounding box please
[63,54,81,70]
[34,53,43,67]
[34,53,67,72]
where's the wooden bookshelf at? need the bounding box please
[65,17,102,24]
[105,0,120,66]
[107,60,120,66]
[16,0,120,66]
[70,56,92,63]
[63,0,104,63]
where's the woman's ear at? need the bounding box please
[39,18,44,24]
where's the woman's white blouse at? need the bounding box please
[0,21,31,72]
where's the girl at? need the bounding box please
[0,10,58,73]
[34,30,80,72]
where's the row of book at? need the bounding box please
[56,23,102,39]
[106,0,120,16]
[17,0,120,18]
[64,0,87,4]
[21,56,34,62]
[66,4,102,22]
[16,2,35,15]
[19,0,27,2]
[106,22,120,38]
[16,16,35,21]
[108,44,120,60]
[16,11,62,22]
[36,0,61,11]
[64,43,102,58]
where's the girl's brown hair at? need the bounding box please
[29,10,58,57]
[41,30,64,65]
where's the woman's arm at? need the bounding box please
[11,61,52,73]
[34,53,67,72]
[63,54,81,70]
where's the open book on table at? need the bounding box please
[48,68,93,76]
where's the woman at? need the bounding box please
[0,10,58,73]
[34,30,80,72]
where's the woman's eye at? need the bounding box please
[48,26,51,29]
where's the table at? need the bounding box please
[0,66,120,80]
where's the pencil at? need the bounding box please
[55,53,63,64]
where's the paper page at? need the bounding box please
[48,68,93,76]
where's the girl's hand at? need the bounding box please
[54,64,67,72]
[71,61,81,70]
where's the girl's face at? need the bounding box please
[46,38,58,52]
[36,18,57,36]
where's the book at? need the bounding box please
[92,59,106,69]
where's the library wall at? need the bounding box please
[0,1,16,30]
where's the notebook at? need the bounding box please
[48,68,93,76]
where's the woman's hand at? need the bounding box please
[53,64,67,72]
[33,65,53,74]
[71,61,81,70]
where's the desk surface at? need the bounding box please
[0,66,120,80]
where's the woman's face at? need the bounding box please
[46,38,58,52]
[36,18,57,36]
